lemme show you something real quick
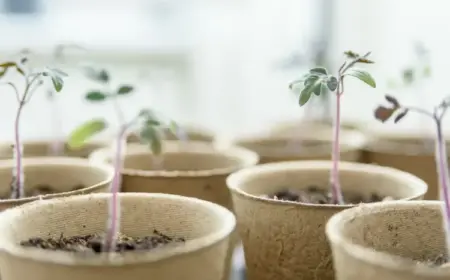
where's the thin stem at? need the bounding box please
[434,119,450,257]
[103,125,128,252]
[330,78,344,205]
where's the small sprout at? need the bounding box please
[0,57,68,199]
[289,50,376,205]
[117,85,134,95]
[85,91,108,102]
[374,93,450,258]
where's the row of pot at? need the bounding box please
[0,121,444,280]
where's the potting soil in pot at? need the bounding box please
[264,185,393,204]
[20,230,185,253]
[0,184,86,199]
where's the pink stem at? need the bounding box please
[330,93,343,204]
[435,120,450,255]
[12,101,25,198]
[103,125,127,252]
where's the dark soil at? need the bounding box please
[20,230,185,253]
[1,184,86,199]
[265,185,394,205]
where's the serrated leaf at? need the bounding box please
[140,126,162,155]
[51,75,64,92]
[327,76,338,91]
[313,82,327,96]
[309,67,327,75]
[344,68,376,88]
[117,85,134,95]
[85,91,108,101]
[299,78,322,106]
[374,106,396,123]
[68,119,107,148]
[394,109,409,123]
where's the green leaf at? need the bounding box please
[344,51,359,59]
[68,119,107,148]
[309,67,327,75]
[327,76,338,91]
[402,68,414,85]
[51,75,64,92]
[344,68,376,88]
[140,126,162,155]
[85,91,108,101]
[312,82,327,96]
[0,62,16,68]
[117,85,134,95]
[84,67,109,83]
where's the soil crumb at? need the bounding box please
[1,184,86,199]
[265,185,394,205]
[20,230,185,253]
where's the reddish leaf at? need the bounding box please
[374,106,396,122]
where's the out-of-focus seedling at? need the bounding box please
[68,108,180,252]
[375,94,450,256]
[0,55,67,199]
[289,50,376,204]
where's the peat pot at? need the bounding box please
[0,157,113,211]
[0,193,236,280]
[89,141,259,280]
[326,200,450,280]
[227,160,427,280]
[126,125,215,143]
[228,128,367,164]
[363,131,443,200]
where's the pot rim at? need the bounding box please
[226,129,367,156]
[326,200,450,277]
[0,157,114,205]
[0,193,236,266]
[226,160,427,209]
[89,141,260,178]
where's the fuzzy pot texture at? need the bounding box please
[0,157,113,211]
[227,160,428,280]
[363,131,445,200]
[326,200,450,280]
[0,139,108,159]
[228,128,366,164]
[0,193,235,280]
[89,140,259,280]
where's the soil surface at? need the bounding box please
[20,230,185,253]
[265,185,394,205]
[1,184,86,199]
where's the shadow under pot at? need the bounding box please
[226,160,427,280]
[0,193,236,280]
[0,139,109,159]
[362,132,443,200]
[126,125,215,143]
[89,141,259,280]
[326,200,450,280]
[230,129,366,164]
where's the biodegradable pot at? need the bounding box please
[127,125,215,143]
[227,161,428,280]
[268,119,363,136]
[362,131,442,200]
[326,200,450,280]
[0,157,113,211]
[229,128,366,164]
[89,141,259,280]
[0,139,109,159]
[0,192,236,280]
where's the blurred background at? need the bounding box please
[0,0,449,141]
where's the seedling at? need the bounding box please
[68,107,179,252]
[375,94,450,256]
[289,51,376,204]
[0,56,67,199]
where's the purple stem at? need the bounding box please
[435,120,450,254]
[330,91,344,205]
[103,125,127,252]
[12,101,25,198]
